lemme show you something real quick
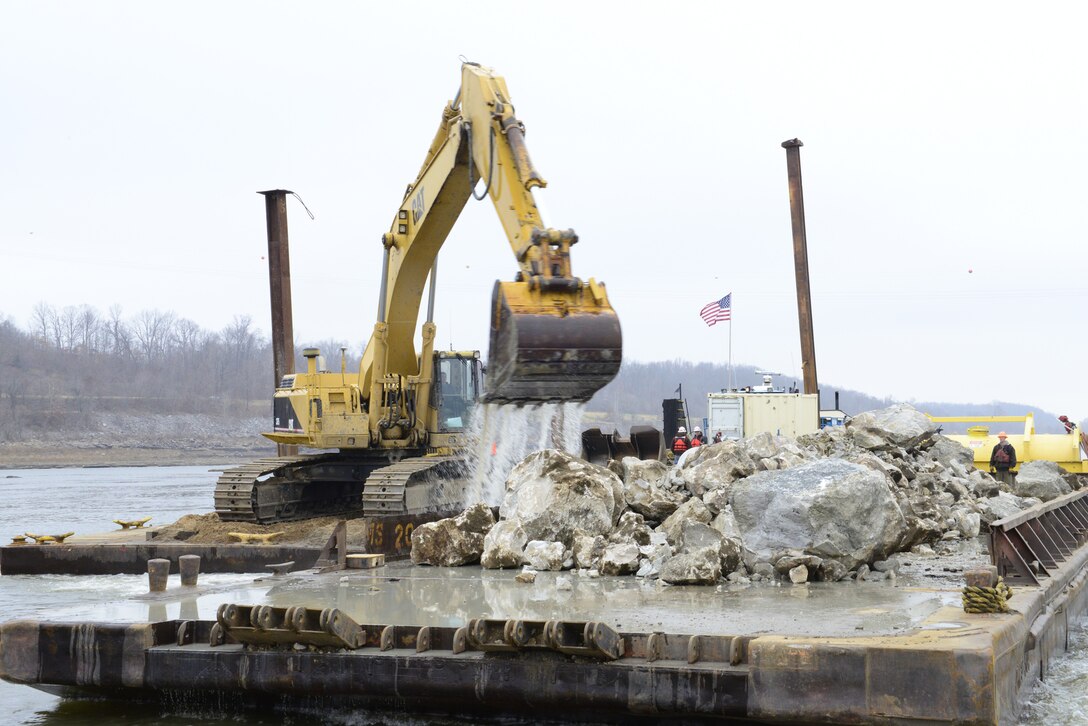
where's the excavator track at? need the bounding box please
[215,454,366,524]
[216,453,470,524]
[362,456,467,516]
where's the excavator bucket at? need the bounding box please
[484,280,621,403]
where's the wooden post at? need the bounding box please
[259,190,298,457]
[781,140,819,400]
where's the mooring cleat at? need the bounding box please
[10,535,28,545]
[113,517,153,530]
[228,531,285,544]
[24,532,75,545]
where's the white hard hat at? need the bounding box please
[693,426,702,433]
[677,426,687,434]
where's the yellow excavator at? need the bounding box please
[215,62,622,523]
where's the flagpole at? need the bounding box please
[728,311,733,391]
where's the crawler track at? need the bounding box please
[215,453,468,524]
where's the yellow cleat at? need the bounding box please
[24,532,75,545]
[227,531,285,545]
[113,517,153,530]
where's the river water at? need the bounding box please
[0,465,1084,725]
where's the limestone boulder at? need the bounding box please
[731,459,907,570]
[929,436,975,469]
[977,491,1032,525]
[609,511,652,546]
[660,548,721,585]
[410,502,495,567]
[599,543,640,575]
[657,498,712,546]
[572,533,606,570]
[480,520,527,569]
[846,404,938,451]
[619,457,686,521]
[1013,460,1073,502]
[499,449,620,547]
[523,540,566,571]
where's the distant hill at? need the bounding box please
[583,359,1078,436]
[1,305,1077,445]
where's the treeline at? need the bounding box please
[1,304,267,440]
[1,304,1072,442]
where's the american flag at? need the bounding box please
[699,293,732,326]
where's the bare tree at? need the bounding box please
[30,302,58,346]
[132,309,176,362]
[106,305,132,358]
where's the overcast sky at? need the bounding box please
[2,2,1086,419]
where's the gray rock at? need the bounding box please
[822,559,849,582]
[500,450,620,547]
[752,562,776,579]
[671,440,759,497]
[977,491,1029,525]
[709,506,741,539]
[929,436,974,469]
[1014,460,1073,502]
[619,457,685,520]
[726,571,751,584]
[855,564,870,580]
[846,404,938,451]
[410,502,495,567]
[572,533,605,570]
[731,459,907,570]
[679,521,723,553]
[610,511,652,546]
[953,509,981,538]
[872,557,899,574]
[523,540,566,571]
[789,564,809,584]
[480,520,527,569]
[658,498,713,546]
[599,543,641,575]
[719,535,743,575]
[660,547,722,585]
[774,553,824,574]
[702,486,731,516]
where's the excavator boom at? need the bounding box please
[365,61,621,406]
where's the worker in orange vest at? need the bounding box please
[671,426,690,457]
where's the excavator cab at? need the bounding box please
[434,351,483,431]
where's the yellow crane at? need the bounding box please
[215,62,621,524]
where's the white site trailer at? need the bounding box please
[706,383,820,441]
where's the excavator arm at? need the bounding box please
[361,62,622,437]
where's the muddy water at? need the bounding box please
[0,466,1083,724]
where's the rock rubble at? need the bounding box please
[409,404,1085,585]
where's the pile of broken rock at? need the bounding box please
[410,404,1083,585]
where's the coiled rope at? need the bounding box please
[962,576,1013,614]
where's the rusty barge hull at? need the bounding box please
[4,549,1088,726]
[5,494,1088,723]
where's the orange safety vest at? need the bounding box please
[691,437,702,447]
[672,437,688,454]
